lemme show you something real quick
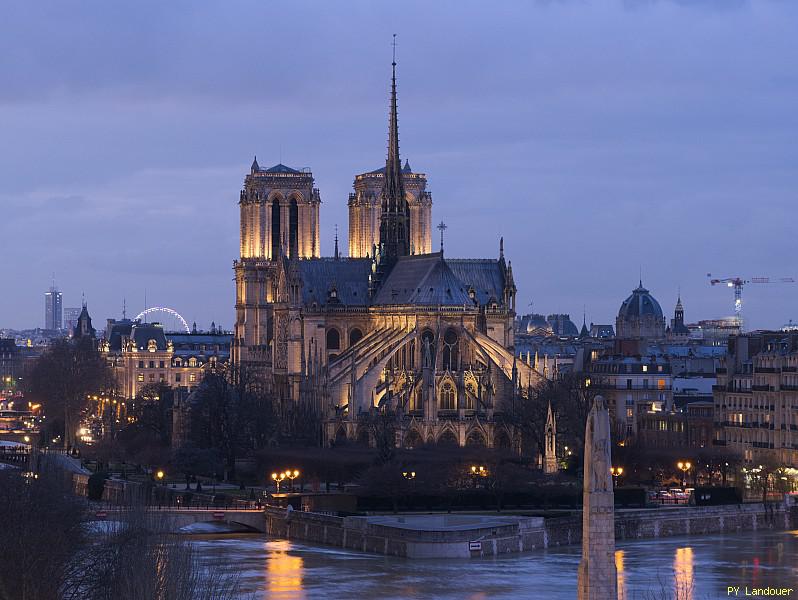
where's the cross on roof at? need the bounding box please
[437,221,448,252]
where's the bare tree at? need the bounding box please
[0,457,249,600]
[27,336,115,449]
[0,459,86,599]
[368,408,397,465]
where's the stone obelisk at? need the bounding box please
[577,395,618,600]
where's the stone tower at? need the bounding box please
[577,395,618,600]
[238,160,320,261]
[544,400,558,474]
[348,162,432,258]
[233,161,321,366]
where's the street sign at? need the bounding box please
[468,541,482,552]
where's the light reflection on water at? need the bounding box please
[191,530,798,599]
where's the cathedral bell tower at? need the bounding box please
[234,161,321,366]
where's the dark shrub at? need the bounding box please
[87,471,108,501]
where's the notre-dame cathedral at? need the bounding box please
[232,58,542,450]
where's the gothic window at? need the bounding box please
[349,328,363,347]
[465,430,485,447]
[289,198,299,258]
[463,383,475,410]
[438,430,458,446]
[271,198,281,258]
[442,329,458,372]
[326,328,341,351]
[440,382,455,410]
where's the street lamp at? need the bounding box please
[470,465,487,488]
[610,466,624,487]
[271,471,286,493]
[156,470,165,483]
[402,470,416,480]
[286,469,300,492]
[677,461,692,487]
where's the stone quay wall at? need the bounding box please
[266,501,798,559]
[264,508,544,558]
[544,502,798,549]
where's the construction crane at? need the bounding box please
[707,273,795,326]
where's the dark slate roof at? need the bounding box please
[296,259,372,307]
[446,259,506,306]
[373,253,481,306]
[168,333,232,346]
[263,163,301,174]
[618,283,663,320]
[107,320,134,352]
[131,323,168,351]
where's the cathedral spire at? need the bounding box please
[378,34,410,267]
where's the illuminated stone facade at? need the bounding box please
[233,61,542,450]
[102,321,230,400]
[348,163,432,258]
[714,331,798,467]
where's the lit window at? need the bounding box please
[137,374,144,382]
[189,374,196,383]
[642,365,648,372]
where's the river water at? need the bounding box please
[193,530,798,599]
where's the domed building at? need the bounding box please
[616,281,666,340]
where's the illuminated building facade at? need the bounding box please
[233,59,541,449]
[102,320,230,400]
[714,330,798,467]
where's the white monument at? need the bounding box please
[544,400,558,474]
[577,395,618,600]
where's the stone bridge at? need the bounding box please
[98,508,267,533]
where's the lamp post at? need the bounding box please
[156,470,165,483]
[286,469,300,492]
[610,466,624,487]
[271,471,286,493]
[470,465,487,488]
[677,461,692,488]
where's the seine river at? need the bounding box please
[193,529,798,599]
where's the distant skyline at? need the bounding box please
[1,1,796,331]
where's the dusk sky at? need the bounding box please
[1,0,796,332]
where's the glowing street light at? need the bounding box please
[286,469,300,491]
[402,470,416,480]
[677,461,692,487]
[156,470,165,482]
[271,471,287,493]
[470,465,487,488]
[610,466,624,487]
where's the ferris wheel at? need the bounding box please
[134,307,191,333]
